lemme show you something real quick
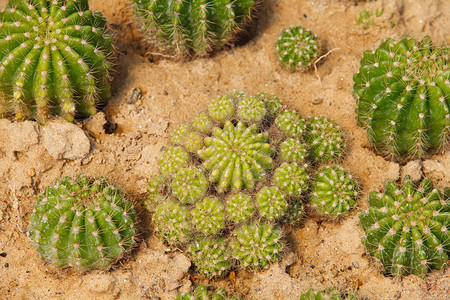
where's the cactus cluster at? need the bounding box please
[177,285,240,300]
[0,0,114,124]
[131,0,257,58]
[147,91,356,277]
[28,175,136,270]
[275,26,321,72]
[359,176,450,277]
[300,287,357,300]
[353,35,450,161]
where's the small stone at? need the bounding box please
[85,112,107,136]
[312,98,323,105]
[0,252,6,258]
[85,274,115,294]
[401,160,423,182]
[126,87,143,104]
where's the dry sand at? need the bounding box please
[0,0,449,299]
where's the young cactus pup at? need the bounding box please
[28,175,136,270]
[275,26,321,72]
[132,0,258,58]
[0,0,115,123]
[300,287,357,300]
[353,35,450,161]
[177,285,240,300]
[359,176,450,277]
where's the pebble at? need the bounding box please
[0,252,6,257]
[126,87,143,104]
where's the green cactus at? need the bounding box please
[171,123,192,145]
[208,95,235,123]
[171,166,208,204]
[236,95,267,124]
[188,237,231,277]
[198,121,275,193]
[359,176,450,277]
[306,116,345,163]
[131,0,257,58]
[255,92,283,119]
[279,138,308,163]
[28,175,136,270]
[154,199,191,245]
[275,26,321,72]
[300,287,357,300]
[184,131,204,153]
[353,35,450,161]
[145,175,166,212]
[281,199,304,224]
[310,166,358,218]
[226,193,255,223]
[159,146,190,177]
[177,285,237,300]
[191,196,226,235]
[273,162,309,197]
[275,111,306,138]
[256,186,288,220]
[231,222,283,268]
[192,112,214,134]
[0,0,114,124]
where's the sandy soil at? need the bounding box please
[0,0,449,299]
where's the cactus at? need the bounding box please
[273,162,309,197]
[208,95,235,123]
[275,26,321,72]
[188,237,231,277]
[145,175,166,211]
[226,193,255,223]
[198,121,275,193]
[131,0,257,58]
[0,0,114,124]
[256,186,288,220]
[171,167,208,204]
[177,285,238,300]
[300,287,357,300]
[236,95,267,124]
[359,176,450,277]
[154,199,191,245]
[171,123,192,145]
[310,166,358,218]
[353,35,450,161]
[255,92,283,119]
[28,175,136,270]
[159,146,190,177]
[275,111,306,138]
[191,196,226,235]
[192,112,214,134]
[231,222,283,268]
[279,138,308,163]
[184,131,204,153]
[306,116,345,163]
[281,199,304,224]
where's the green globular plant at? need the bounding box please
[256,186,288,220]
[208,95,235,123]
[310,166,358,218]
[273,162,309,197]
[171,167,208,204]
[184,131,204,153]
[275,111,306,138]
[191,196,226,235]
[28,175,136,270]
[145,175,166,212]
[171,123,192,146]
[177,285,239,300]
[236,95,267,124]
[300,287,358,300]
[353,35,450,161]
[0,0,114,124]
[231,222,283,269]
[359,176,450,277]
[188,236,231,277]
[158,146,190,177]
[275,26,321,72]
[131,0,257,58]
[255,92,283,120]
[192,112,214,134]
[226,192,254,223]
[279,138,308,163]
[281,199,304,224]
[306,116,345,163]
[154,199,191,245]
[198,121,275,193]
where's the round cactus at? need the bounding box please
[273,162,309,197]
[275,111,306,138]
[145,175,166,211]
[171,123,192,146]
[171,167,208,204]
[310,166,358,218]
[279,138,308,163]
[236,95,267,124]
[192,112,214,134]
[255,92,283,119]
[188,237,231,277]
[184,131,204,153]
[359,176,450,277]
[256,186,288,220]
[159,146,189,177]
[191,197,226,235]
[177,285,233,300]
[300,287,357,300]
[306,116,345,163]
[281,199,304,224]
[353,35,450,161]
[231,222,283,268]
[226,193,255,223]
[208,95,235,123]
[154,199,191,245]
[0,0,114,123]
[28,175,136,270]
[198,121,275,193]
[275,26,321,72]
[131,0,257,58]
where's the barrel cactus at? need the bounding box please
[28,175,136,270]
[306,116,345,163]
[131,0,258,58]
[300,287,357,300]
[177,285,240,300]
[359,176,450,277]
[353,35,450,161]
[0,0,114,123]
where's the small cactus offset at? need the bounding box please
[275,111,307,138]
[275,26,321,72]
[300,287,358,300]
[187,237,232,277]
[353,35,450,161]
[306,116,345,163]
[310,166,359,218]
[273,162,309,197]
[28,175,136,270]
[0,0,114,123]
[359,176,450,277]
[132,0,257,58]
[177,285,241,300]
